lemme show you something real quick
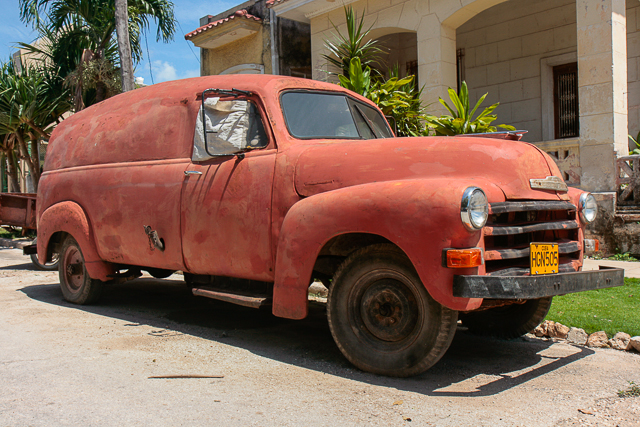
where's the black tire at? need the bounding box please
[30,237,60,271]
[59,236,103,304]
[145,268,175,279]
[459,297,553,339]
[327,244,458,377]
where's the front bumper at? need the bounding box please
[453,266,624,299]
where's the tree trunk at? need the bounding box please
[115,0,135,92]
[14,132,39,192]
[4,151,20,193]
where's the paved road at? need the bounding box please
[1,247,639,426]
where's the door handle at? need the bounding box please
[184,170,203,176]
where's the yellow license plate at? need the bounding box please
[530,243,559,275]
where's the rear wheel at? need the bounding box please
[30,237,60,271]
[327,244,458,377]
[459,297,553,339]
[59,236,103,304]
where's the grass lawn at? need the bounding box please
[546,278,640,337]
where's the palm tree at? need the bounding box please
[18,0,176,108]
[0,61,71,191]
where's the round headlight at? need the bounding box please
[579,193,598,224]
[461,187,488,231]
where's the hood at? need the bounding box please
[294,136,569,201]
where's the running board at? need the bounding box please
[192,287,272,309]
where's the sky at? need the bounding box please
[0,0,241,85]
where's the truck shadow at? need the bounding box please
[20,277,595,397]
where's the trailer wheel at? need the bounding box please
[459,297,553,339]
[30,237,60,271]
[59,236,103,304]
[144,268,175,279]
[327,244,458,377]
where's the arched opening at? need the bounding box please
[455,0,578,144]
[372,30,418,81]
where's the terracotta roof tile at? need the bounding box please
[184,10,262,40]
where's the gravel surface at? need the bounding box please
[1,247,639,426]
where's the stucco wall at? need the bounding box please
[201,27,271,76]
[457,0,577,143]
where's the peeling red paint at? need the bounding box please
[36,75,593,321]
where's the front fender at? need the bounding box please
[272,179,503,319]
[38,201,115,281]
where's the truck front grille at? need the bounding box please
[484,201,581,276]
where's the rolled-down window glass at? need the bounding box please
[281,92,392,140]
[193,98,268,161]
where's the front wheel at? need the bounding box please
[59,236,103,304]
[327,244,458,377]
[459,297,553,339]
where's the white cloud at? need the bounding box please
[152,60,178,82]
[183,69,200,79]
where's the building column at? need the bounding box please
[576,0,628,192]
[416,15,458,115]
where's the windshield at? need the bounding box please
[281,91,394,140]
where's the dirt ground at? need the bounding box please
[1,247,639,426]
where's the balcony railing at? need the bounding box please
[617,154,640,206]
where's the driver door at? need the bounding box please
[180,96,276,281]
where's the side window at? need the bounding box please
[193,98,268,161]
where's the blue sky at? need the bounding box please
[0,0,240,85]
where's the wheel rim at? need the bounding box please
[353,274,420,344]
[63,246,84,291]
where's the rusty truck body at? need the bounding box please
[36,75,623,376]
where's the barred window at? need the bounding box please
[553,63,579,139]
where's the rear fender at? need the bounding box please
[38,201,115,281]
[272,179,502,319]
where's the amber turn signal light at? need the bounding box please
[445,248,484,268]
[584,239,600,254]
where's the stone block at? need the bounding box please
[522,77,540,100]
[465,65,487,87]
[398,2,421,31]
[510,57,539,80]
[375,4,403,29]
[417,14,445,42]
[474,43,498,67]
[577,26,613,57]
[512,98,541,122]
[630,336,640,352]
[586,331,609,348]
[535,3,575,32]
[508,15,540,39]
[578,82,614,116]
[485,21,510,45]
[579,144,617,192]
[494,103,512,123]
[577,0,620,28]
[579,53,615,87]
[500,80,524,104]
[553,24,577,50]
[567,327,588,345]
[497,37,522,62]
[486,61,510,85]
[522,29,553,57]
[579,113,615,144]
[627,55,638,84]
[628,6,637,33]
[366,0,392,16]
[608,332,631,350]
